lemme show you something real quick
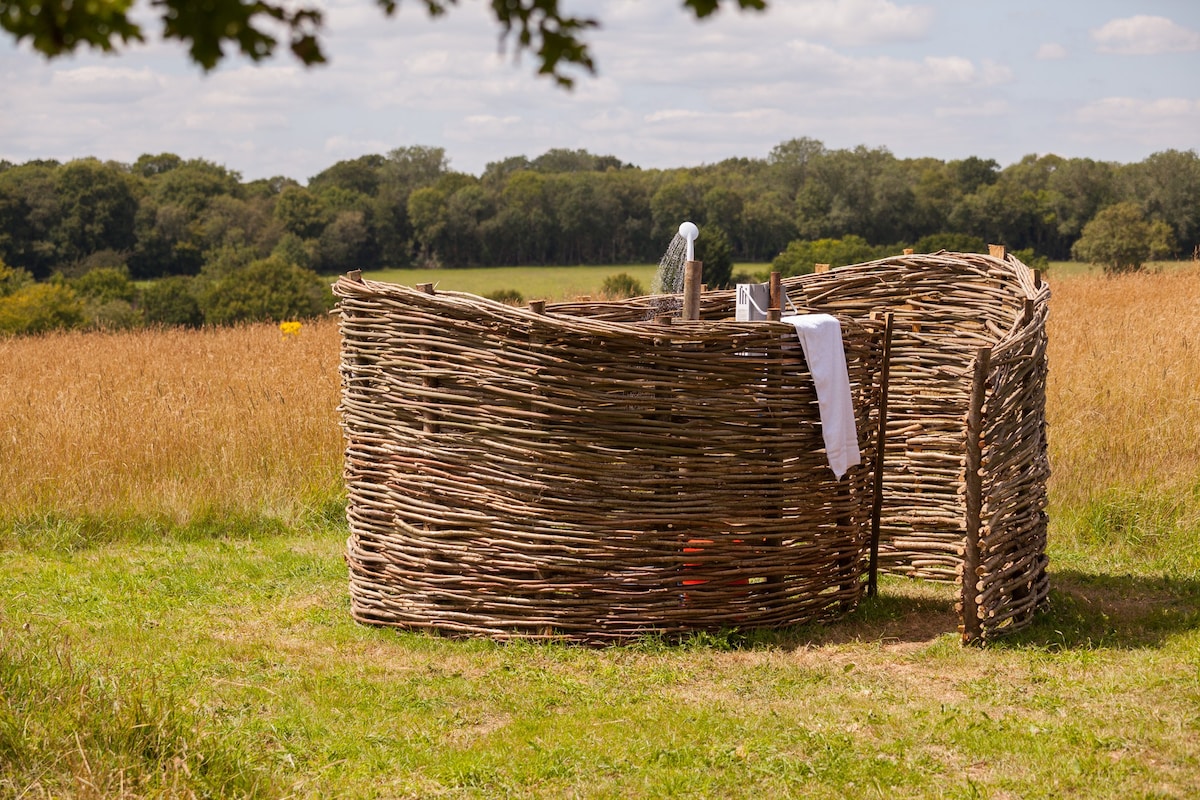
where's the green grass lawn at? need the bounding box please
[352,260,1196,299]
[355,265,662,302]
[6,259,1200,798]
[3,520,1199,799]
[350,264,774,302]
[1045,259,1195,277]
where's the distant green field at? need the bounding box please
[354,260,1194,300]
[1046,259,1193,277]
[358,265,660,301]
[355,264,774,301]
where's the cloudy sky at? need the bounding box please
[2,0,1198,182]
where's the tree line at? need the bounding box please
[1,140,1198,333]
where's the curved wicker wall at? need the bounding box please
[781,252,1050,640]
[336,278,885,642]
[336,249,1050,643]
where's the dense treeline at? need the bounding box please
[1,140,1198,332]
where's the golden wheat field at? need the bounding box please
[1,267,1198,532]
[0,320,343,524]
[1045,267,1200,501]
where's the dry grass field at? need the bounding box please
[1044,265,1200,573]
[3,266,1197,538]
[2,265,1199,798]
[0,320,343,530]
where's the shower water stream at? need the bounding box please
[647,222,699,319]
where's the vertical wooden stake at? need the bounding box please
[962,345,991,644]
[769,271,782,313]
[682,260,703,320]
[902,248,914,256]
[528,300,546,315]
[414,282,439,433]
[867,312,894,598]
[814,263,830,274]
[348,269,363,283]
[766,308,781,322]
[987,244,1006,260]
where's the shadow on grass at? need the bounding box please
[994,569,1200,650]
[734,581,961,650]
[726,569,1200,652]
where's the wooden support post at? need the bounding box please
[987,244,1006,260]
[1033,269,1042,290]
[348,269,363,283]
[413,282,439,434]
[769,271,782,313]
[961,345,991,645]
[867,312,894,598]
[654,314,673,326]
[814,263,831,274]
[766,308,781,322]
[902,248,914,256]
[528,300,546,315]
[682,260,703,320]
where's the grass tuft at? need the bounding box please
[0,626,275,798]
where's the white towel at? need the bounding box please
[781,313,861,479]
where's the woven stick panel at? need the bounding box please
[971,283,1051,639]
[777,253,1043,583]
[553,253,1048,589]
[336,277,883,642]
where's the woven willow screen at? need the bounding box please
[782,251,1051,641]
[336,278,887,642]
[335,249,1049,644]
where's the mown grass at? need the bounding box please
[2,264,1200,797]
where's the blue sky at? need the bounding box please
[2,0,1197,181]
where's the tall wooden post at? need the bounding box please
[769,271,782,313]
[961,346,991,644]
[682,260,703,320]
[415,282,439,434]
[867,312,894,597]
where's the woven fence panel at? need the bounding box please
[971,277,1052,639]
[777,254,1036,585]
[336,278,883,642]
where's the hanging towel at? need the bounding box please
[781,313,861,479]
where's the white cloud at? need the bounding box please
[461,114,521,128]
[934,100,1010,119]
[2,1,1198,180]
[324,134,393,156]
[49,65,165,101]
[1092,15,1200,55]
[1035,42,1067,60]
[765,0,934,46]
[706,43,1010,111]
[1071,96,1200,152]
[1076,96,1200,125]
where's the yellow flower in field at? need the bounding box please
[280,320,302,338]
